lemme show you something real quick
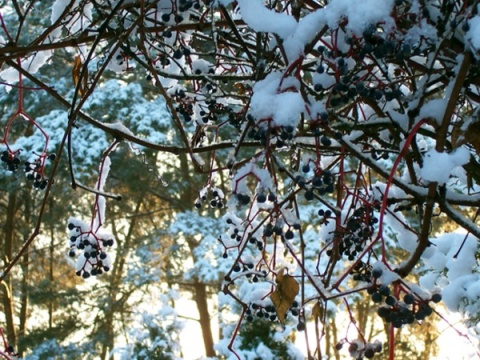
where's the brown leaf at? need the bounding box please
[312,301,323,321]
[464,121,480,155]
[270,268,299,325]
[233,82,245,95]
[72,55,88,96]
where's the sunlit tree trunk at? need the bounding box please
[193,279,215,357]
[100,197,143,360]
[2,193,17,345]
[18,193,31,358]
[179,152,216,357]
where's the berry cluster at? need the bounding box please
[1,150,20,172]
[338,206,378,261]
[196,99,224,124]
[247,235,264,251]
[350,261,373,282]
[255,190,276,205]
[301,169,336,200]
[159,0,200,24]
[263,222,300,242]
[245,300,299,323]
[336,339,382,359]
[1,149,55,189]
[368,282,442,328]
[67,221,114,278]
[176,97,194,123]
[233,262,265,282]
[246,122,299,148]
[24,154,55,189]
[220,215,265,252]
[194,186,225,209]
[245,303,278,322]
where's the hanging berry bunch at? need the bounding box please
[67,218,114,278]
[0,150,21,172]
[66,140,119,278]
[24,153,56,189]
[1,59,51,190]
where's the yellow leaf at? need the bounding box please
[312,301,323,321]
[233,83,245,95]
[72,55,88,96]
[270,268,299,325]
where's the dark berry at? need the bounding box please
[371,292,382,303]
[295,175,306,187]
[385,295,397,306]
[378,285,390,296]
[304,189,315,201]
[297,322,306,331]
[173,49,183,59]
[321,136,331,146]
[365,348,375,358]
[403,293,415,305]
[377,307,389,318]
[372,268,383,279]
[257,194,267,203]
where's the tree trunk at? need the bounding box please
[193,280,215,357]
[178,152,216,357]
[2,193,17,346]
[100,198,143,360]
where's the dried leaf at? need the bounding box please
[464,121,480,155]
[312,301,323,321]
[72,55,88,96]
[233,82,245,95]
[270,268,299,325]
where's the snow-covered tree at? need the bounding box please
[2,0,480,359]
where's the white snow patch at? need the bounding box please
[420,147,470,185]
[467,15,480,51]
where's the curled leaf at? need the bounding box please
[312,301,323,321]
[270,268,299,325]
[72,55,88,96]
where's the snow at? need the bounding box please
[420,232,480,313]
[325,0,395,35]
[249,72,304,128]
[237,0,395,62]
[103,122,135,136]
[236,0,297,40]
[371,261,400,285]
[418,98,447,124]
[467,15,480,51]
[420,147,470,185]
